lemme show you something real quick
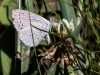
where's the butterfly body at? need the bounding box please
[12,9,52,47]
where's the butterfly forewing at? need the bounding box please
[12,9,52,32]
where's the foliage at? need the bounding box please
[0,0,100,75]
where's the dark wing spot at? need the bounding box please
[39,25,40,26]
[29,34,31,36]
[22,24,23,26]
[19,19,21,23]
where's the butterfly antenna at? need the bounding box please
[48,12,54,20]
[43,0,49,15]
[43,0,54,22]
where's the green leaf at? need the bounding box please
[0,6,10,26]
[0,1,16,27]
[0,50,12,75]
[1,0,13,6]
[47,64,56,75]
[25,0,34,12]
[72,20,83,37]
[21,48,30,74]
[58,0,76,25]
[0,26,15,75]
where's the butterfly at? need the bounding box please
[12,9,52,47]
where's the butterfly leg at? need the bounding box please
[44,34,51,44]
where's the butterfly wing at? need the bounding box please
[12,9,52,47]
[19,26,47,47]
[12,9,52,32]
[12,9,30,32]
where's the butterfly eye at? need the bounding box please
[12,19,14,20]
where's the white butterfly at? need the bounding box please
[12,9,52,47]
